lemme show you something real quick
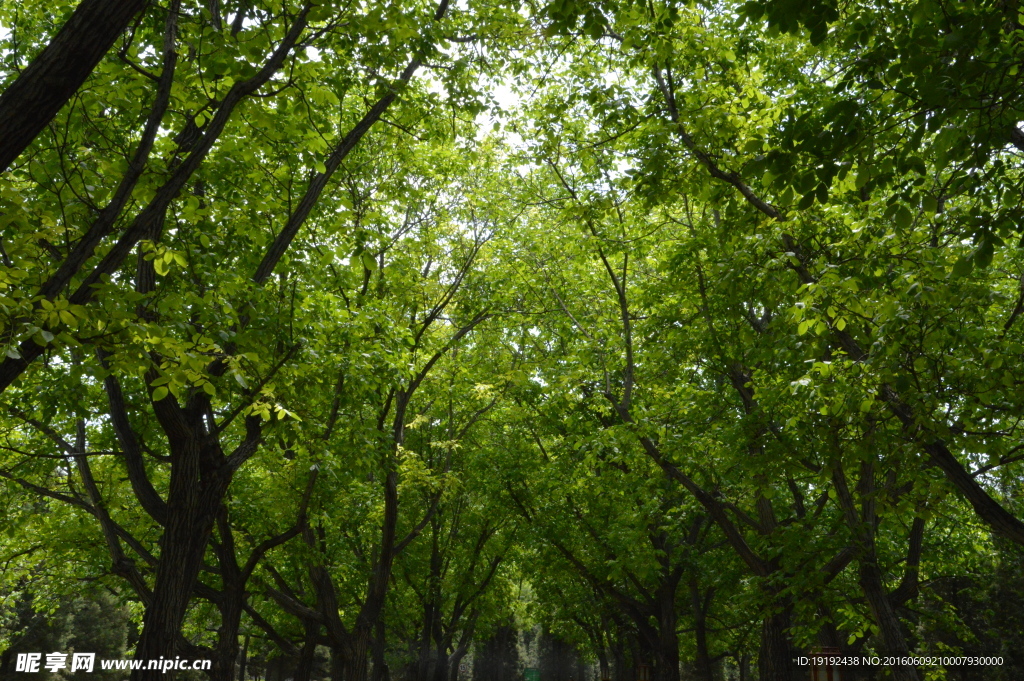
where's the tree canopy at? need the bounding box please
[2,1,1024,681]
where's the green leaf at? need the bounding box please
[951,256,974,277]
[894,205,913,230]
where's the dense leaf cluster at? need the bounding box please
[2,0,1024,681]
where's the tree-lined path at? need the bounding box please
[2,1,1024,680]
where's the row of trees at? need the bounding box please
[2,0,1024,680]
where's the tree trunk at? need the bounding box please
[655,587,681,681]
[239,635,250,681]
[416,601,434,681]
[211,513,246,681]
[689,581,714,681]
[0,0,149,171]
[859,555,919,681]
[611,639,626,681]
[832,458,919,681]
[330,644,346,681]
[758,607,795,681]
[346,464,401,681]
[596,647,610,681]
[130,440,234,681]
[448,645,469,681]
[344,630,372,681]
[430,644,448,681]
[373,618,391,681]
[295,622,320,681]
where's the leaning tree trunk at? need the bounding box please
[448,648,468,681]
[0,0,149,171]
[859,554,919,681]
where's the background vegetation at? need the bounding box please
[2,0,1024,680]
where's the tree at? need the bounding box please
[1,1,505,676]
[4,2,1024,681]
[0,0,149,172]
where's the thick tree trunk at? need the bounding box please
[655,588,681,681]
[430,645,448,681]
[0,0,149,171]
[209,597,244,681]
[815,607,844,651]
[344,630,372,681]
[635,633,654,681]
[294,622,320,681]
[758,608,795,681]
[416,602,434,681]
[448,645,469,681]
[127,419,249,679]
[129,430,243,681]
[471,625,518,681]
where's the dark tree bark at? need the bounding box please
[859,556,917,681]
[447,644,470,681]
[0,0,149,172]
[471,625,519,681]
[652,577,682,681]
[295,621,321,681]
[831,459,919,681]
[610,637,626,681]
[239,634,251,681]
[596,647,610,681]
[689,581,714,681]
[209,509,249,681]
[130,424,258,681]
[0,4,311,395]
[758,607,796,681]
[540,632,579,681]
[373,618,391,681]
[657,58,1024,551]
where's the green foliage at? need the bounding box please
[3,0,1024,679]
